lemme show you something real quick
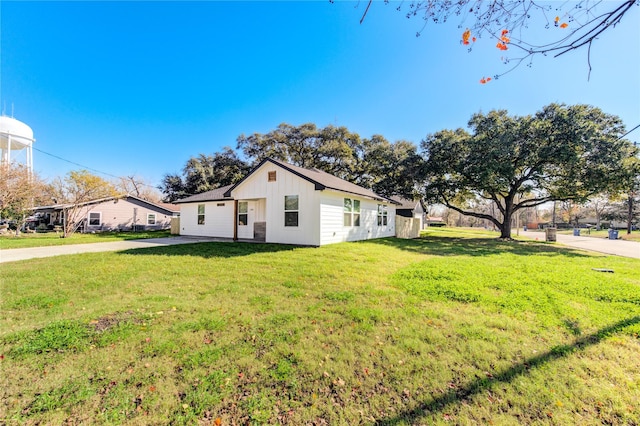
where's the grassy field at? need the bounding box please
[1,229,639,425]
[0,230,173,249]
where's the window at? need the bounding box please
[147,213,156,225]
[284,195,299,227]
[353,200,360,226]
[268,171,277,182]
[377,204,388,226]
[197,204,205,225]
[88,212,101,226]
[238,201,248,226]
[343,198,352,226]
[344,198,360,227]
[217,203,225,207]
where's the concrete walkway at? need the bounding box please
[519,230,640,259]
[0,236,228,264]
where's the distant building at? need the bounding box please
[31,195,179,232]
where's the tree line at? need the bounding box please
[160,123,423,203]
[1,103,638,240]
[160,103,639,239]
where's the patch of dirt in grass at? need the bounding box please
[89,311,138,332]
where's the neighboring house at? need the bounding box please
[391,196,426,229]
[32,195,179,232]
[175,158,398,246]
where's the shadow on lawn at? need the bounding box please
[369,235,592,258]
[117,241,298,259]
[374,315,640,425]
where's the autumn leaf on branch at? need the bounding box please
[354,0,638,81]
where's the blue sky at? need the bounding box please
[2,1,639,189]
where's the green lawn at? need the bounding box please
[0,230,173,249]
[1,229,639,425]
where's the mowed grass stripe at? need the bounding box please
[1,229,639,425]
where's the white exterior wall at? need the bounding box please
[179,201,234,238]
[231,163,321,246]
[319,190,396,246]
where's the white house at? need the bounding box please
[175,158,398,246]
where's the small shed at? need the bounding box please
[390,197,426,229]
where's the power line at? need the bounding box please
[31,146,159,189]
[32,146,122,179]
[619,123,640,140]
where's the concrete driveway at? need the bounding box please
[519,230,640,259]
[0,236,227,264]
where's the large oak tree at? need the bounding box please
[164,123,425,202]
[237,123,423,198]
[422,103,638,239]
[159,147,250,202]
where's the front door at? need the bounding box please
[237,201,255,239]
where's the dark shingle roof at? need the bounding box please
[226,158,394,202]
[175,159,398,204]
[174,185,234,204]
[32,195,179,216]
[389,196,420,210]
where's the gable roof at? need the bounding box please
[154,201,181,213]
[225,158,397,203]
[173,184,234,204]
[389,196,424,211]
[33,195,179,216]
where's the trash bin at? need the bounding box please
[608,229,618,240]
[545,227,557,242]
[523,225,528,231]
[573,228,581,236]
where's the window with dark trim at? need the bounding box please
[147,213,156,225]
[238,201,248,226]
[197,204,205,225]
[284,195,299,227]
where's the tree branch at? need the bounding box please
[360,0,373,25]
[441,197,503,228]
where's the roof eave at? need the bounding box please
[174,196,233,204]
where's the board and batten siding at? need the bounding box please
[179,201,234,238]
[414,202,425,229]
[85,198,173,231]
[319,190,396,246]
[231,162,322,246]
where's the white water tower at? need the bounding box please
[0,116,35,173]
